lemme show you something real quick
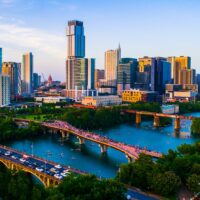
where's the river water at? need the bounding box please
[3,113,200,178]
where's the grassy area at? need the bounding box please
[16,114,50,121]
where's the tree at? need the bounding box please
[150,171,181,196]
[187,174,200,193]
[191,118,200,135]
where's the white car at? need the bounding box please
[54,174,63,180]
[4,151,11,156]
[11,155,17,159]
[19,158,26,163]
[36,167,43,172]
[55,164,62,169]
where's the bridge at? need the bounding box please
[14,118,162,162]
[125,110,196,131]
[0,144,86,187]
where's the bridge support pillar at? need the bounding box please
[77,137,85,145]
[153,116,160,127]
[136,113,141,125]
[126,155,133,163]
[61,130,66,138]
[174,118,180,131]
[99,144,108,154]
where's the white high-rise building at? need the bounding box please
[105,45,121,87]
[22,52,33,95]
[0,75,10,106]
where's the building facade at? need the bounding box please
[117,58,138,95]
[82,95,122,107]
[122,90,158,103]
[33,73,41,89]
[151,57,171,94]
[2,62,21,100]
[67,20,85,58]
[66,58,95,90]
[22,52,33,95]
[0,48,2,74]
[95,69,104,89]
[167,56,191,84]
[0,75,10,106]
[105,45,121,87]
[179,69,196,85]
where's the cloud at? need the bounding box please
[0,21,66,80]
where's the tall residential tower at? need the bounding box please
[22,52,33,95]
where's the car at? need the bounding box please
[11,155,17,160]
[36,167,43,172]
[55,164,62,169]
[61,172,68,177]
[54,174,63,180]
[19,158,26,163]
[4,151,11,156]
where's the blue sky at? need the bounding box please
[0,0,200,81]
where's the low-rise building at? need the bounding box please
[35,96,71,104]
[81,95,122,107]
[122,90,158,103]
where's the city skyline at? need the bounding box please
[1,0,200,81]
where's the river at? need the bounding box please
[2,113,200,178]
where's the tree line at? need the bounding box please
[0,166,126,200]
[117,142,200,197]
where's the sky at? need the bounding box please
[0,0,200,81]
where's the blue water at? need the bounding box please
[3,113,200,178]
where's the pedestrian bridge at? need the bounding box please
[14,118,162,162]
[0,145,85,187]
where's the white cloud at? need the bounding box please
[0,21,66,81]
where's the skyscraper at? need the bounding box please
[33,73,40,89]
[117,58,138,95]
[0,75,10,106]
[151,57,171,94]
[67,20,85,58]
[66,20,95,100]
[2,62,21,100]
[66,58,95,90]
[180,69,196,85]
[0,48,2,74]
[105,45,121,87]
[167,56,191,84]
[22,52,33,95]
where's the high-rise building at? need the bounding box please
[2,62,21,99]
[66,58,95,90]
[0,48,2,74]
[167,56,191,84]
[0,75,10,106]
[33,73,41,89]
[151,57,171,94]
[117,58,138,95]
[180,69,196,85]
[95,69,104,89]
[105,45,121,87]
[67,20,85,58]
[66,20,95,100]
[138,57,155,72]
[22,52,33,95]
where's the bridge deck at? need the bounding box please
[42,120,162,159]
